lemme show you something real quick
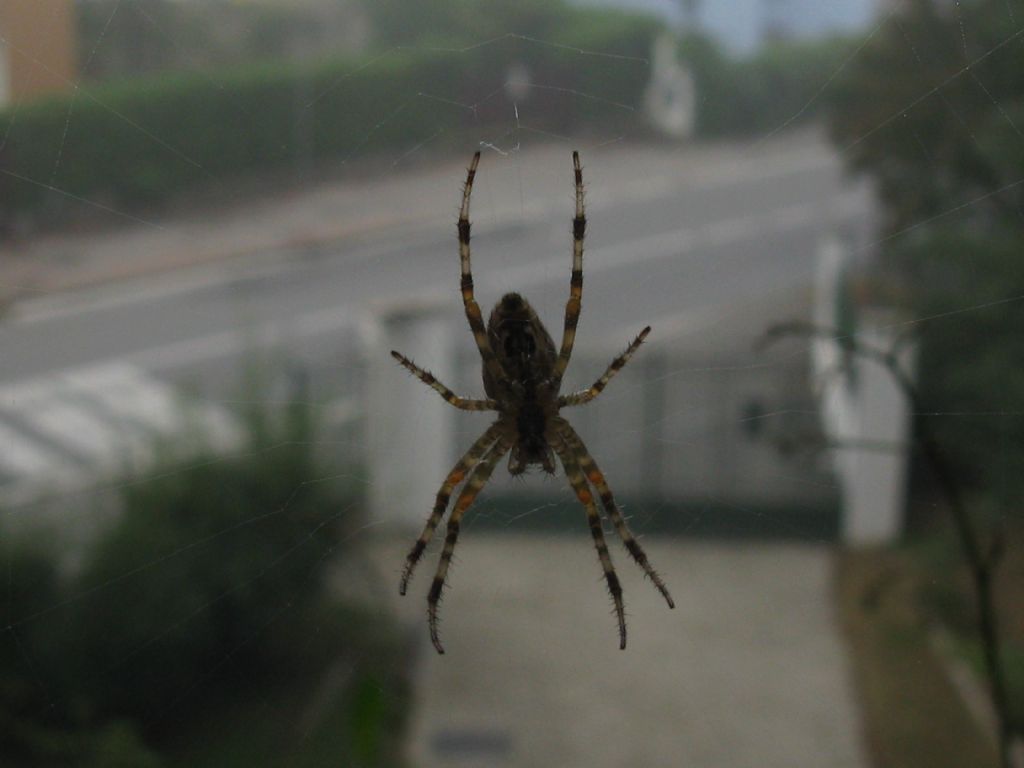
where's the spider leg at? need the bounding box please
[558,326,651,408]
[427,435,512,654]
[558,421,674,609]
[457,152,507,383]
[551,433,627,650]
[552,151,587,386]
[400,422,503,596]
[391,351,497,411]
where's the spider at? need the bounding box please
[392,151,674,654]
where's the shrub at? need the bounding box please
[679,32,860,137]
[0,539,162,766]
[0,8,658,221]
[67,399,361,724]
[1,396,370,762]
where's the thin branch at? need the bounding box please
[761,320,1014,767]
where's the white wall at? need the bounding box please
[0,32,10,107]
[814,238,915,544]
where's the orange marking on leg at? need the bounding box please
[587,469,603,486]
[449,468,465,484]
[575,487,593,505]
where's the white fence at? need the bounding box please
[366,303,837,538]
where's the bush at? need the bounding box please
[825,0,1024,520]
[364,0,576,47]
[889,227,1024,515]
[0,539,163,766]
[68,399,360,725]
[0,397,374,763]
[0,8,658,220]
[679,32,860,137]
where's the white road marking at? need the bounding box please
[10,252,299,326]
[501,191,865,297]
[9,151,839,327]
[16,189,868,382]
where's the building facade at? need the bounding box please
[0,0,76,107]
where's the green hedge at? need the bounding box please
[680,33,860,137]
[0,12,658,218]
[0,16,854,221]
[0,396,389,764]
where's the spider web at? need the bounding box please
[1,1,1022,765]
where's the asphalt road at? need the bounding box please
[1,134,869,375]
[0,132,871,498]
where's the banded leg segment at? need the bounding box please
[391,351,497,411]
[559,326,651,407]
[559,421,674,609]
[428,436,512,654]
[552,434,627,650]
[553,151,587,385]
[400,422,502,596]
[457,152,506,384]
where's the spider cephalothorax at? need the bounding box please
[392,151,674,654]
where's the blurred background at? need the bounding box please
[0,0,1022,766]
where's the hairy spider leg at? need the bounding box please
[400,422,503,596]
[558,421,674,609]
[390,351,497,411]
[458,152,507,384]
[559,326,652,407]
[552,151,587,386]
[428,435,513,654]
[552,433,627,650]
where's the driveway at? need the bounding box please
[373,533,868,768]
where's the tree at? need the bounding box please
[828,0,1024,511]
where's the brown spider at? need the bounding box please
[392,151,674,654]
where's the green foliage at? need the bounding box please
[78,0,214,81]
[76,0,359,81]
[890,228,1024,510]
[0,7,657,221]
[679,32,858,136]
[827,0,1024,518]
[827,0,1024,234]
[71,400,358,724]
[0,397,388,764]
[0,538,163,766]
[363,0,575,46]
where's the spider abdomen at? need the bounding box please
[483,292,559,475]
[484,293,558,395]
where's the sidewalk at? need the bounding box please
[372,533,868,768]
[0,127,833,305]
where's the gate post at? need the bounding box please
[365,303,455,532]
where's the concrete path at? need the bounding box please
[374,533,868,768]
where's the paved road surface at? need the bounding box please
[1,128,867,385]
[0,130,870,501]
[372,534,868,768]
